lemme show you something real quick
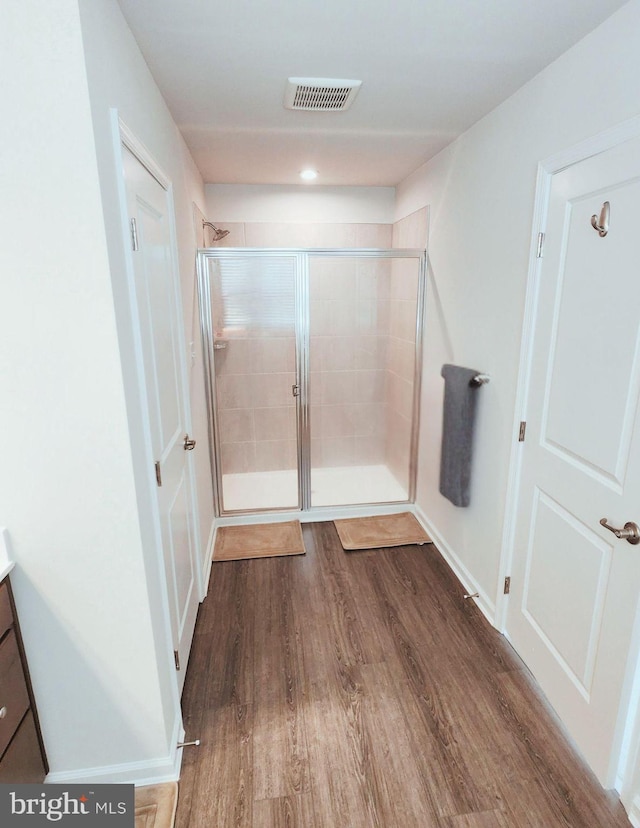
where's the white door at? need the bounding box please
[506,134,640,786]
[122,145,200,694]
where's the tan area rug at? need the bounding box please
[334,512,432,551]
[214,520,306,562]
[135,782,178,828]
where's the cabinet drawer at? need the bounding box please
[0,582,13,641]
[0,711,45,783]
[0,631,30,758]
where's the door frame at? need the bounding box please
[497,113,640,791]
[112,114,204,674]
[197,247,427,517]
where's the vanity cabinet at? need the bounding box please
[0,576,47,782]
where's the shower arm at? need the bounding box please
[202,221,230,243]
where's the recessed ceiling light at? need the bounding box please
[300,168,318,181]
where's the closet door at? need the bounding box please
[123,145,200,691]
[506,135,640,785]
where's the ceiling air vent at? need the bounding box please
[284,77,362,112]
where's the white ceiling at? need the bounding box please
[116,0,628,187]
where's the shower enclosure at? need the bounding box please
[197,248,426,515]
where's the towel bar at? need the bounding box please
[470,373,490,386]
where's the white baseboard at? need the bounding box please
[626,794,640,827]
[201,518,216,598]
[413,505,496,626]
[46,718,184,787]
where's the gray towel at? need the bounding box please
[439,364,481,507]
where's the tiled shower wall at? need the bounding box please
[212,222,392,474]
[215,335,297,474]
[309,254,391,468]
[209,212,427,482]
[205,222,391,250]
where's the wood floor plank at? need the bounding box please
[176,703,253,828]
[175,522,632,828]
[418,547,525,676]
[187,559,255,710]
[368,552,525,743]
[303,671,386,828]
[358,661,445,826]
[497,777,583,828]
[442,810,512,827]
[295,524,386,689]
[251,557,310,800]
[306,522,386,665]
[365,556,503,818]
[293,527,388,827]
[493,668,630,827]
[376,545,524,677]
[252,794,317,828]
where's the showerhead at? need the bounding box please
[202,221,230,243]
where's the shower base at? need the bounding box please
[221,463,408,512]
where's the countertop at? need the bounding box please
[0,527,15,582]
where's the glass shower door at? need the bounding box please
[205,254,299,512]
[308,253,422,507]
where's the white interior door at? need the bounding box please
[122,145,200,694]
[506,134,640,786]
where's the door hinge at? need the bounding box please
[174,649,180,671]
[518,421,527,442]
[154,461,162,487]
[130,218,139,251]
[536,232,545,258]
[504,576,511,595]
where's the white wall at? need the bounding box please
[77,0,215,596]
[0,0,170,779]
[397,1,640,619]
[0,0,214,784]
[206,183,395,224]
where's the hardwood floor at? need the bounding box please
[176,521,630,827]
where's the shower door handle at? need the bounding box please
[292,384,300,397]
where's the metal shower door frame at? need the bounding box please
[197,247,427,517]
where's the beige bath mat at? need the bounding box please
[135,782,178,828]
[214,520,306,562]
[334,512,432,551]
